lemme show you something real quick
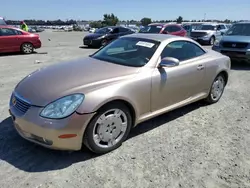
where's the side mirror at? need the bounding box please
[158,57,180,68]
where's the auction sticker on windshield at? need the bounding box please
[136,41,155,48]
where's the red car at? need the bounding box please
[0,25,41,54]
[139,23,187,37]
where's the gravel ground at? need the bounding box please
[0,31,250,188]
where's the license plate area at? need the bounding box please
[221,51,246,56]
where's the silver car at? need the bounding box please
[190,23,228,45]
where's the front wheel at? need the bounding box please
[83,103,132,154]
[21,43,34,54]
[205,74,226,104]
[209,36,215,45]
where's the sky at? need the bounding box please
[1,0,250,21]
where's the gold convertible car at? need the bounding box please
[9,34,231,154]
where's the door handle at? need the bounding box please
[197,64,204,70]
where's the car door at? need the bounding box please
[170,25,186,36]
[162,26,172,34]
[218,24,227,35]
[151,40,207,111]
[119,27,133,36]
[109,27,120,40]
[214,25,222,39]
[0,28,22,52]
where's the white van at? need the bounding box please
[0,17,7,25]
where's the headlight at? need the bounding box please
[40,94,84,119]
[213,40,220,47]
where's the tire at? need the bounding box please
[21,43,34,54]
[205,74,226,104]
[83,102,132,154]
[209,36,215,45]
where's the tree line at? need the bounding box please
[5,14,234,27]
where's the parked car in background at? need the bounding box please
[83,26,134,47]
[190,23,228,45]
[73,25,83,31]
[226,24,232,29]
[0,17,7,25]
[10,33,230,154]
[212,22,250,63]
[28,27,36,33]
[28,27,44,33]
[139,23,187,37]
[89,28,96,33]
[64,26,73,32]
[127,26,140,33]
[33,26,45,32]
[182,23,202,37]
[0,25,41,54]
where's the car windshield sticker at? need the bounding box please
[136,41,155,48]
[156,26,162,28]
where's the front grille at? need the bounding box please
[12,94,31,115]
[190,32,207,37]
[221,50,246,55]
[222,42,249,49]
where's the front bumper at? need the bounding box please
[212,46,250,62]
[9,100,95,151]
[83,38,102,47]
[33,39,42,49]
[190,36,211,44]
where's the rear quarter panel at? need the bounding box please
[204,50,231,91]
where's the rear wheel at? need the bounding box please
[83,102,132,154]
[21,43,34,54]
[205,74,226,104]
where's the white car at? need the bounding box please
[89,28,96,33]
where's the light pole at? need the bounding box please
[204,13,206,21]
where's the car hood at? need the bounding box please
[192,30,214,34]
[220,35,250,43]
[84,33,105,39]
[15,57,140,106]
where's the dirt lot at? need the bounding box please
[0,31,250,188]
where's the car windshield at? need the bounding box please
[91,37,160,67]
[95,27,112,34]
[225,24,250,36]
[195,25,216,30]
[139,25,163,33]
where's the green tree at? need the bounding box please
[89,21,102,28]
[140,17,152,26]
[102,13,119,26]
[176,16,183,24]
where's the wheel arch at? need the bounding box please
[218,70,229,85]
[20,42,34,51]
[92,99,137,127]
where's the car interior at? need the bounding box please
[161,42,198,61]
